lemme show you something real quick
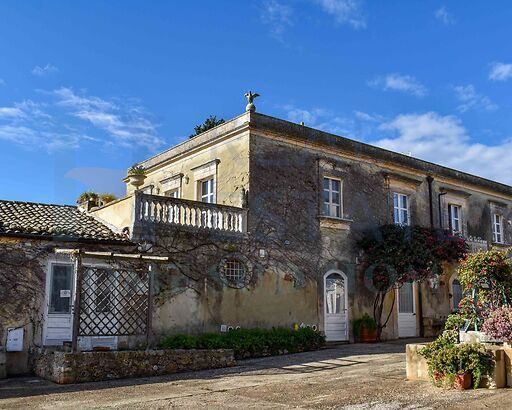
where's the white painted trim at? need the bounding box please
[322,176,343,219]
[323,269,349,341]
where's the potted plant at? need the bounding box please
[481,306,512,345]
[127,165,146,189]
[353,314,378,343]
[419,335,494,390]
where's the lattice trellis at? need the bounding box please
[78,267,149,336]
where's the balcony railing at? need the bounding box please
[465,236,488,254]
[134,193,247,233]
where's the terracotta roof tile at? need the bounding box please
[0,199,128,242]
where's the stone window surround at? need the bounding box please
[160,173,183,197]
[191,159,220,203]
[385,173,421,226]
[489,200,508,245]
[440,188,470,235]
[317,159,352,230]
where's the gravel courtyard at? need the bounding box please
[1,339,512,409]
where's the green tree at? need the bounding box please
[189,115,225,138]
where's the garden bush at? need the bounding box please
[419,334,494,388]
[160,327,325,359]
[481,307,512,341]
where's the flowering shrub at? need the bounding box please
[458,250,512,305]
[358,224,467,339]
[481,307,512,341]
[359,225,467,291]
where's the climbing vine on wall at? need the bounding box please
[358,224,468,339]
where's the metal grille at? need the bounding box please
[78,267,149,336]
[223,259,246,282]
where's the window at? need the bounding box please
[323,177,342,218]
[200,178,215,203]
[49,264,73,314]
[493,213,504,243]
[219,257,251,288]
[165,188,179,198]
[393,193,410,225]
[448,204,462,234]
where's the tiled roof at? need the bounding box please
[0,199,128,242]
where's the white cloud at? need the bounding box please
[261,0,293,40]
[435,6,454,25]
[51,87,164,149]
[453,85,497,112]
[0,89,164,151]
[31,63,59,76]
[0,107,25,118]
[368,73,428,97]
[489,62,512,81]
[374,112,512,185]
[314,0,366,29]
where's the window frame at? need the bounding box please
[492,213,504,244]
[48,263,74,314]
[393,192,410,226]
[448,204,462,234]
[199,177,215,204]
[323,176,343,219]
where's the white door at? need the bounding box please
[397,282,417,338]
[44,263,74,346]
[324,271,348,341]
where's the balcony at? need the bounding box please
[90,192,247,238]
[134,193,247,233]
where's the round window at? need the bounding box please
[219,256,251,288]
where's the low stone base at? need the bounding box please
[406,343,508,389]
[33,349,236,384]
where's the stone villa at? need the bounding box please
[1,99,511,376]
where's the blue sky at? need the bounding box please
[1,1,512,205]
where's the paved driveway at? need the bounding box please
[1,339,512,409]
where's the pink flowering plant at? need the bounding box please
[481,307,512,341]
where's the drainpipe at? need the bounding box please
[438,191,447,229]
[426,176,434,229]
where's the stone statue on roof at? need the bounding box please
[244,91,260,112]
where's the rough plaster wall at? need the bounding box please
[130,132,250,207]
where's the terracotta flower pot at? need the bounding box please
[454,373,472,390]
[360,326,377,343]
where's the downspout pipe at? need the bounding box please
[426,176,434,229]
[438,191,447,229]
[418,176,435,338]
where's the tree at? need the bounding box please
[358,224,467,340]
[189,116,225,138]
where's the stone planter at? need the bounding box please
[128,174,146,190]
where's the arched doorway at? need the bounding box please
[324,270,348,341]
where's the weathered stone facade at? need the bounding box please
[33,348,235,384]
[88,111,512,344]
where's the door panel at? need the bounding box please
[397,282,417,338]
[44,264,74,346]
[324,272,348,341]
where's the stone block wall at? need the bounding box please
[33,348,235,384]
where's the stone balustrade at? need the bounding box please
[134,193,247,234]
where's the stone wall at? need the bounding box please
[33,348,235,384]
